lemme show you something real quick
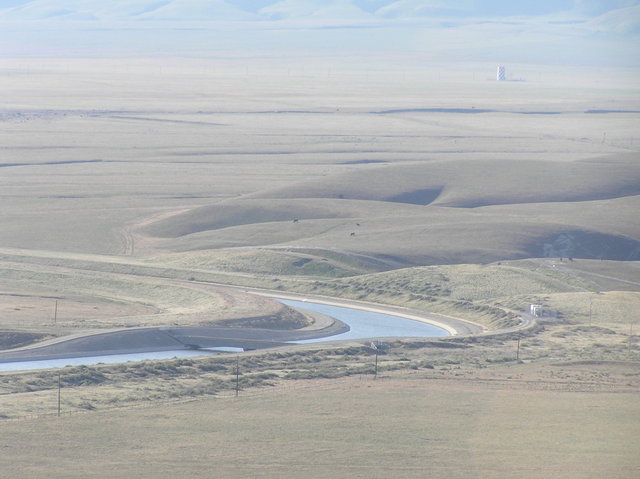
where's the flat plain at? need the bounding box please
[1,56,639,478]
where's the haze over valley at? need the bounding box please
[1,2,639,478]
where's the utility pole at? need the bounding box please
[374,350,378,379]
[54,300,58,326]
[57,372,61,417]
[516,338,521,362]
[589,298,592,327]
[235,356,240,397]
[371,341,379,379]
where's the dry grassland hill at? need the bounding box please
[142,152,640,267]
[2,59,638,259]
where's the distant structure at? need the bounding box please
[530,304,542,317]
[497,65,506,81]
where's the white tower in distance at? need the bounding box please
[497,65,506,81]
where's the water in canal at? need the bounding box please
[0,300,447,371]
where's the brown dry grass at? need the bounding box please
[0,259,300,334]
[144,163,640,266]
[0,366,638,479]
[1,59,638,260]
[1,57,639,478]
[0,290,154,328]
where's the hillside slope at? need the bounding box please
[141,154,640,267]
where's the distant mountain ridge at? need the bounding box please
[1,0,638,23]
[2,1,638,66]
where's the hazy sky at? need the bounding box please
[0,0,638,65]
[1,0,638,20]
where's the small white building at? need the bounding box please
[530,304,542,317]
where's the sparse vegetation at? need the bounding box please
[0,330,54,349]
[0,57,638,478]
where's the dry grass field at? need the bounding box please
[1,367,638,479]
[2,58,639,259]
[1,56,639,477]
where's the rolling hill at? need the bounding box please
[141,153,640,267]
